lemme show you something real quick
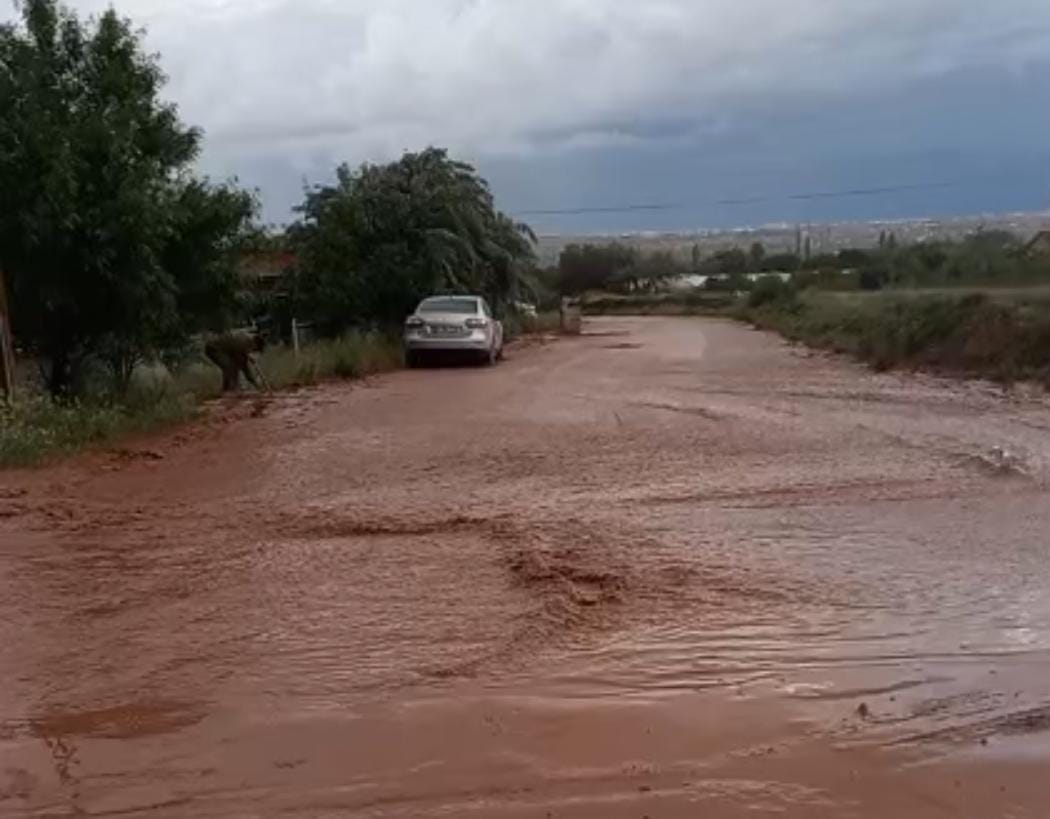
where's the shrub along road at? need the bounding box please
[3,318,1050,817]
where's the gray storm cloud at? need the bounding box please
[5,0,1050,222]
[16,1,1046,152]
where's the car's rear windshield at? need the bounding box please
[418,298,479,314]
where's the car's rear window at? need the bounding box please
[418,298,479,314]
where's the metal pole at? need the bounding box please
[0,267,15,400]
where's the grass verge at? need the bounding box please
[0,387,196,468]
[737,289,1050,385]
[1,332,404,468]
[502,310,562,340]
[257,332,403,389]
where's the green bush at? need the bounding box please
[740,290,1050,384]
[747,276,797,308]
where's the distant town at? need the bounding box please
[535,210,1050,266]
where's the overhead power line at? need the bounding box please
[516,203,682,216]
[514,180,957,217]
[785,181,956,201]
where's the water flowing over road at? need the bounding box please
[3,317,1050,817]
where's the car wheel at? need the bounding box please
[405,350,419,368]
[485,345,498,366]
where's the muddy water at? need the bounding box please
[3,317,1050,817]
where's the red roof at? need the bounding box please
[240,250,297,279]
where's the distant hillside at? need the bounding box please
[535,211,1050,266]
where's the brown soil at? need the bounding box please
[3,317,1050,817]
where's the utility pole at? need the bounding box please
[0,267,15,400]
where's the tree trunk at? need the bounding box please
[47,351,73,398]
[107,351,139,396]
[0,267,14,400]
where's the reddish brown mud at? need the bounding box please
[2,317,1050,817]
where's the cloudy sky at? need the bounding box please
[6,0,1050,231]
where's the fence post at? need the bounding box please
[0,268,14,400]
[291,318,300,357]
[560,297,581,335]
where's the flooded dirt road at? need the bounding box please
[3,317,1050,817]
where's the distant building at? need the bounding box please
[1024,230,1050,258]
[746,272,791,283]
[664,274,708,291]
[239,249,296,290]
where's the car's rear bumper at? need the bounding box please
[404,336,492,353]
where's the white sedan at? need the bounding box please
[403,295,504,367]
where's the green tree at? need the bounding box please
[701,248,748,276]
[762,252,802,272]
[940,230,1022,285]
[558,243,637,294]
[291,148,535,332]
[748,241,766,271]
[0,0,255,394]
[837,248,872,268]
[611,250,684,293]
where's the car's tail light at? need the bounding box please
[464,318,487,329]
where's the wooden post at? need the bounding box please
[291,318,300,358]
[0,267,15,400]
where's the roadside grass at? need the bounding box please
[0,332,403,468]
[2,318,574,468]
[520,311,563,335]
[257,332,403,389]
[0,386,196,468]
[738,288,1050,384]
[502,310,562,340]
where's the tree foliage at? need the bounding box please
[289,148,536,333]
[789,230,1050,293]
[558,243,636,295]
[748,242,766,271]
[0,0,256,394]
[700,249,749,276]
[558,243,685,295]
